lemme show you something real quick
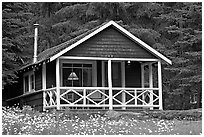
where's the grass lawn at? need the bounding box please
[2,106,202,135]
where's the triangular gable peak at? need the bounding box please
[65,25,156,59]
[50,21,172,64]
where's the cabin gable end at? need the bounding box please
[63,26,156,59]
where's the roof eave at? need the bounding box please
[49,21,114,62]
[20,20,172,71]
[18,59,49,72]
[50,20,172,65]
[110,21,172,65]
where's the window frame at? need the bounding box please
[23,71,35,93]
[60,59,97,87]
[62,64,92,87]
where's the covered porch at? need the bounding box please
[42,56,163,111]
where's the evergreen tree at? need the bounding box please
[2,2,35,87]
[156,2,202,109]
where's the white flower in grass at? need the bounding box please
[148,129,153,133]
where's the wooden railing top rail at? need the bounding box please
[43,87,57,91]
[112,87,159,90]
[59,87,109,90]
[57,87,159,90]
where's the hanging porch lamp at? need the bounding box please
[68,72,79,80]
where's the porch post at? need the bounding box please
[121,61,126,110]
[42,62,46,111]
[108,59,113,110]
[141,64,145,105]
[101,61,105,109]
[56,58,60,110]
[83,89,86,106]
[149,63,153,110]
[158,60,163,110]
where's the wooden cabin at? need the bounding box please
[7,21,172,111]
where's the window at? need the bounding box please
[24,76,29,92]
[62,63,92,87]
[23,72,35,93]
[31,74,35,90]
[190,94,197,104]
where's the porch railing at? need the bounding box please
[43,87,160,110]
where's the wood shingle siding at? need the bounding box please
[7,91,43,111]
[23,92,43,111]
[65,26,156,59]
[19,21,171,72]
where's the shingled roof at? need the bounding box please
[20,21,108,70]
[20,20,172,71]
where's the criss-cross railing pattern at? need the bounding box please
[60,89,84,105]
[43,87,160,110]
[112,88,159,107]
[59,87,110,107]
[43,87,57,108]
[86,89,109,105]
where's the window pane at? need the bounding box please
[83,68,92,87]
[62,63,92,87]
[63,63,72,67]
[83,64,92,68]
[31,74,35,90]
[24,76,29,92]
[73,64,82,67]
[63,68,72,86]
[73,68,82,87]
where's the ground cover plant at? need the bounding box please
[2,106,202,135]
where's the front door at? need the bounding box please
[104,61,122,87]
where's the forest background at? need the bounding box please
[2,2,202,109]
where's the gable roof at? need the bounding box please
[20,20,172,71]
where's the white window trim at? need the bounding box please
[60,59,97,87]
[23,70,35,93]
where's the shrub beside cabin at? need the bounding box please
[6,21,172,111]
